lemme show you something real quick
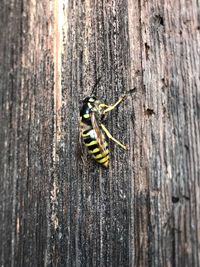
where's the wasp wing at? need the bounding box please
[91,112,107,154]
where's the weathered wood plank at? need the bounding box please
[0,1,55,266]
[55,1,132,266]
[139,0,200,266]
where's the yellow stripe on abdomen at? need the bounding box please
[91,148,100,153]
[97,155,109,164]
[85,140,98,147]
[83,113,90,119]
[93,149,109,159]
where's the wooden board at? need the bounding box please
[0,0,199,266]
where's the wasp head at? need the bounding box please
[81,96,106,121]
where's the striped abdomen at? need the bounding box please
[81,124,109,168]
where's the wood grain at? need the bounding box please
[0,0,199,266]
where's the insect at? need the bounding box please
[79,95,128,168]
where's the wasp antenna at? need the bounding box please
[91,76,102,96]
[126,87,137,95]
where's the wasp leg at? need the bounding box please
[98,103,109,109]
[100,123,128,150]
[102,96,126,114]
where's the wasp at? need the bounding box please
[79,96,128,168]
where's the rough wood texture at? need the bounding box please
[0,0,199,266]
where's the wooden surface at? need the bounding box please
[0,0,199,266]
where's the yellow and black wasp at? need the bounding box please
[79,95,128,168]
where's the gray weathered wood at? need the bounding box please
[0,0,199,266]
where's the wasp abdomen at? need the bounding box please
[82,126,109,168]
[80,97,110,168]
